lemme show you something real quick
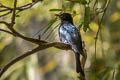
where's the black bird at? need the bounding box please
[56,13,85,76]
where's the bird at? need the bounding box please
[56,13,85,76]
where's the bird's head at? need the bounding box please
[55,13,73,24]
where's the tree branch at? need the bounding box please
[0,29,13,35]
[94,0,111,59]
[0,10,12,17]
[112,68,116,80]
[93,0,98,9]
[0,1,46,45]
[0,21,9,26]
[0,1,41,17]
[0,42,72,77]
[10,0,17,27]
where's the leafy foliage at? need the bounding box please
[83,5,90,32]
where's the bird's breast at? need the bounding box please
[59,26,67,34]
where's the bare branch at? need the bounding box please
[0,21,46,44]
[10,0,17,27]
[16,2,35,11]
[45,42,71,50]
[0,1,47,45]
[7,26,48,44]
[0,3,12,9]
[0,41,71,77]
[0,1,41,17]
[93,0,98,9]
[0,29,13,35]
[0,9,11,12]
[94,0,111,59]
[0,21,9,26]
[112,68,116,80]
[0,10,12,17]
[0,1,45,44]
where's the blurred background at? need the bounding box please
[0,0,120,80]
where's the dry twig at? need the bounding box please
[94,0,111,59]
[0,0,41,17]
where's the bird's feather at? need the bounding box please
[58,13,85,77]
[59,23,84,56]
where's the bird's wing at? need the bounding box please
[63,24,83,55]
[58,26,67,43]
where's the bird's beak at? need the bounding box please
[55,14,60,17]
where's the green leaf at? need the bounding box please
[78,21,83,30]
[65,0,87,4]
[49,9,63,12]
[80,0,87,4]
[83,5,90,32]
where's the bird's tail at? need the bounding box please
[75,53,85,77]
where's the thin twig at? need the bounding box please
[94,0,110,59]
[93,0,98,10]
[0,20,48,44]
[0,21,10,26]
[0,10,12,18]
[0,29,13,35]
[0,9,11,12]
[0,3,12,9]
[100,29,105,58]
[112,68,116,80]
[0,1,41,17]
[0,1,45,44]
[10,0,17,27]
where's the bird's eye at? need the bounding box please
[60,15,66,19]
[61,15,65,19]
[63,16,66,19]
